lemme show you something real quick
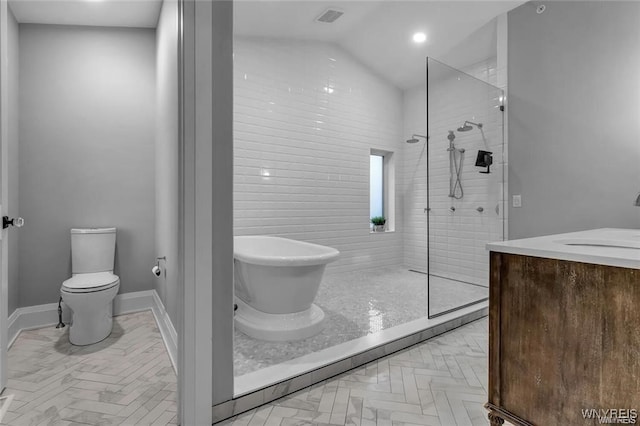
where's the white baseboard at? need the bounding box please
[8,299,75,347]
[113,290,156,317]
[150,290,178,372]
[7,290,177,373]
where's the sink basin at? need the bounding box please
[554,238,640,250]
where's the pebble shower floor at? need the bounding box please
[234,266,487,376]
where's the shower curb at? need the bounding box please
[213,305,488,423]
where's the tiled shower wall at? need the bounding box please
[402,58,504,285]
[233,37,404,273]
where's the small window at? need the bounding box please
[370,154,384,221]
[370,149,394,232]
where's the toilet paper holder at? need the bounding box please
[153,256,166,278]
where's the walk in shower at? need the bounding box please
[429,58,504,316]
[404,58,504,318]
[231,13,504,400]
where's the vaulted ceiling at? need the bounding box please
[9,0,526,90]
[234,1,526,89]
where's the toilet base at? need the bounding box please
[68,302,114,346]
[61,283,119,346]
[235,298,325,342]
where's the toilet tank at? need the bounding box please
[71,228,116,274]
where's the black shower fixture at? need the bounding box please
[475,150,493,174]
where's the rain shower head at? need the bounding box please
[406,134,428,144]
[457,121,483,132]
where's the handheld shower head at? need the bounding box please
[406,134,428,144]
[457,120,483,132]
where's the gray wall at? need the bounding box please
[7,7,19,315]
[155,0,179,326]
[19,24,156,306]
[508,1,640,239]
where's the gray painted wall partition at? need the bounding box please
[156,0,180,327]
[209,0,234,406]
[508,1,640,239]
[178,0,234,422]
[18,24,156,306]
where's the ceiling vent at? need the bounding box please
[315,9,344,24]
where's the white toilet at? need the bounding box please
[60,227,120,346]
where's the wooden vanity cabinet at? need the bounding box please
[485,252,640,425]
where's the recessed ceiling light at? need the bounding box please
[412,32,427,43]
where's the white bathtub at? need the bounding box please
[234,236,339,341]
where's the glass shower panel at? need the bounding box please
[426,57,504,318]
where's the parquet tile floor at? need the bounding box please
[0,311,177,426]
[0,312,494,425]
[220,318,492,426]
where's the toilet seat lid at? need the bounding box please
[62,272,119,293]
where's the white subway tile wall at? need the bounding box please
[233,38,404,273]
[402,58,505,286]
[233,38,503,284]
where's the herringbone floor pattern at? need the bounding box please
[1,311,177,425]
[221,318,491,426]
[0,312,493,425]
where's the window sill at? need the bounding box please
[370,230,395,234]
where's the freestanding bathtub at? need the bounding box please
[234,236,339,341]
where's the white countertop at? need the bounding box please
[486,228,640,270]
